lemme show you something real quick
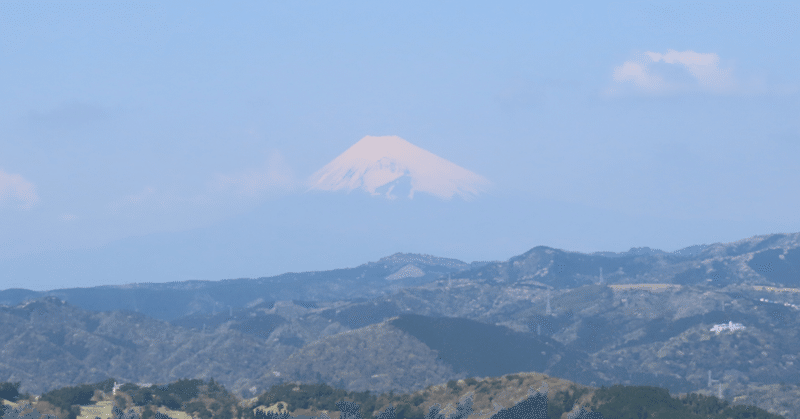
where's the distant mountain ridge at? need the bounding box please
[590,243,710,258]
[460,232,800,289]
[373,253,481,270]
[2,232,799,322]
[0,252,477,322]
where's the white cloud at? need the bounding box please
[647,50,732,89]
[610,49,734,94]
[613,60,665,92]
[210,151,300,198]
[0,169,39,210]
[106,151,301,224]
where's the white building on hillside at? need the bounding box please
[710,321,746,334]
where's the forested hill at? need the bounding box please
[0,374,784,419]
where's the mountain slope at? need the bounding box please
[0,297,288,397]
[456,232,800,290]
[0,252,475,322]
[270,319,464,395]
[266,313,608,396]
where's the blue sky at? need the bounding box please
[1,1,799,291]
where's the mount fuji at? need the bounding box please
[307,135,492,200]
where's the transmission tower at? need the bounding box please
[546,291,552,315]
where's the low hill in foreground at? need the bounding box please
[1,372,783,419]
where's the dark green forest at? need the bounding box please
[0,378,784,419]
[589,385,783,419]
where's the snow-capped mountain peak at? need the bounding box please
[307,135,491,200]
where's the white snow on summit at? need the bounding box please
[307,135,491,200]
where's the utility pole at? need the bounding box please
[546,291,552,316]
[599,267,603,285]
